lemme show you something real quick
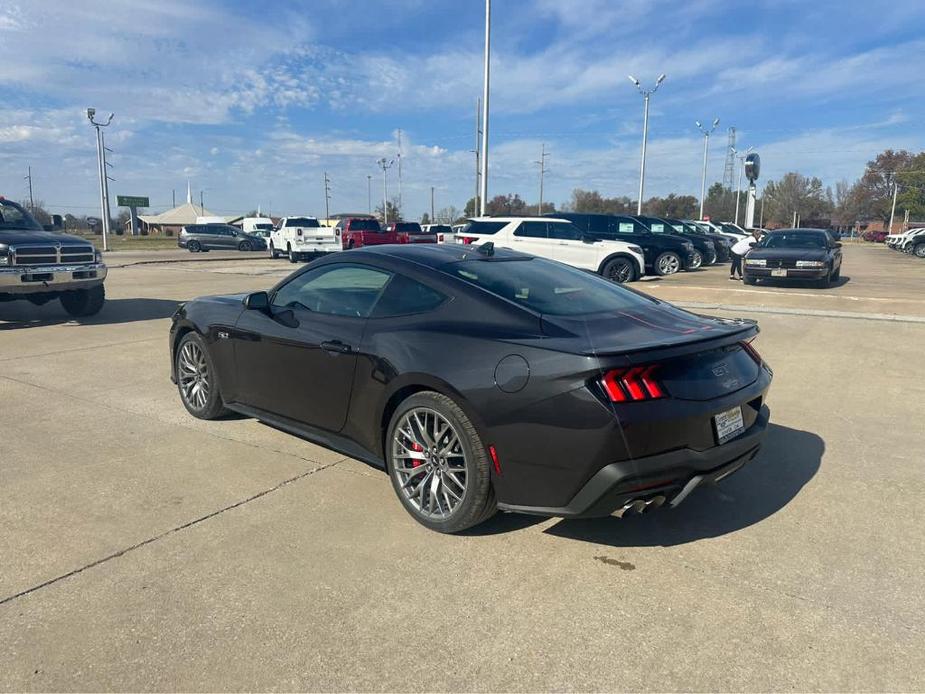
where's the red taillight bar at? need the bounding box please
[461,236,478,245]
[601,366,667,403]
[741,338,762,365]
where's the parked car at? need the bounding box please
[178,224,267,253]
[548,213,693,276]
[900,228,925,257]
[0,197,107,317]
[743,228,843,287]
[421,224,454,243]
[386,221,437,244]
[456,216,645,282]
[632,215,716,270]
[241,217,275,235]
[335,217,402,249]
[863,230,888,243]
[270,217,338,262]
[170,243,772,533]
[664,218,732,262]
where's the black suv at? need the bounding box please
[663,218,731,262]
[632,216,717,269]
[550,212,697,276]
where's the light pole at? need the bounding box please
[478,0,491,216]
[888,174,899,234]
[534,143,549,215]
[323,171,332,221]
[367,175,372,215]
[377,158,395,224]
[696,118,719,219]
[430,186,435,222]
[24,166,34,212]
[87,108,114,251]
[628,73,666,215]
[732,145,754,225]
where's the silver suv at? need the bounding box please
[178,224,267,253]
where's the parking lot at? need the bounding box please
[1,244,923,690]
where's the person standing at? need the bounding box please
[729,230,762,280]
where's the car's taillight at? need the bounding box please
[601,366,666,403]
[461,236,478,245]
[438,234,444,243]
[297,229,303,236]
[741,338,762,365]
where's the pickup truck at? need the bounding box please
[386,221,437,244]
[270,216,339,262]
[0,197,107,317]
[335,217,402,249]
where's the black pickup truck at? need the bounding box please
[0,197,107,316]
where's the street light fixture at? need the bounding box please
[87,108,114,252]
[696,117,720,219]
[628,73,666,214]
[377,157,395,224]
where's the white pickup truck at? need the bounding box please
[269,216,340,262]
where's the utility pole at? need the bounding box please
[102,132,115,232]
[430,186,435,221]
[479,0,491,216]
[200,190,204,210]
[888,174,899,234]
[323,171,332,221]
[172,189,176,208]
[25,166,34,212]
[397,129,403,215]
[696,118,719,219]
[472,97,482,215]
[534,143,549,215]
[87,108,114,251]
[367,175,372,215]
[377,158,395,225]
[628,73,667,214]
[759,194,765,228]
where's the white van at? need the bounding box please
[195,216,226,225]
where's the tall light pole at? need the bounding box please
[24,166,34,212]
[732,145,754,225]
[888,174,899,234]
[367,175,372,215]
[397,129,403,215]
[695,118,719,219]
[628,73,666,215]
[430,186,435,222]
[534,143,549,215]
[377,158,395,224]
[87,108,114,251]
[479,0,491,216]
[323,171,332,221]
[471,97,481,215]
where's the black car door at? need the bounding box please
[232,264,392,432]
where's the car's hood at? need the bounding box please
[748,247,827,260]
[0,230,94,247]
[194,293,249,306]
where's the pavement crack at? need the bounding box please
[0,458,346,608]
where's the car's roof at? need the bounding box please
[468,216,569,223]
[767,228,829,234]
[346,242,531,269]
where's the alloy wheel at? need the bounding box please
[689,251,703,269]
[606,259,633,283]
[658,254,680,275]
[178,340,210,411]
[391,407,467,520]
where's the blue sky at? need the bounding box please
[1,0,923,219]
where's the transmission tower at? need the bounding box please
[722,126,737,191]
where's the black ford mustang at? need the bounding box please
[170,244,772,533]
[744,228,843,288]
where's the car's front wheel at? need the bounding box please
[686,250,703,270]
[654,251,681,276]
[60,284,105,317]
[287,244,298,263]
[386,392,496,533]
[601,256,635,283]
[914,243,925,258]
[175,332,227,420]
[188,240,201,253]
[238,240,253,252]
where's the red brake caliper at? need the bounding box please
[410,441,424,467]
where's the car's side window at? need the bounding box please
[271,264,392,318]
[370,274,447,318]
[611,219,637,235]
[514,221,549,238]
[547,222,582,240]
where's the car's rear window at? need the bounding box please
[429,225,452,234]
[444,257,651,316]
[461,220,506,235]
[349,218,381,231]
[286,217,320,227]
[394,222,422,232]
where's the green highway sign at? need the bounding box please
[117,195,149,207]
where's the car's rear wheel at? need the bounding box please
[654,251,681,276]
[176,332,227,420]
[705,247,717,265]
[60,284,105,317]
[269,242,280,259]
[287,244,298,263]
[914,243,925,258]
[238,240,252,252]
[188,240,201,253]
[601,257,635,283]
[686,250,703,270]
[386,392,496,533]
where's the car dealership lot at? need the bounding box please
[1,244,923,690]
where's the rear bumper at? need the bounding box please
[497,404,770,519]
[293,240,339,253]
[0,263,107,294]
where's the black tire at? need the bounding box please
[188,240,201,253]
[270,243,280,259]
[238,240,253,252]
[386,391,496,533]
[685,249,703,271]
[175,332,228,420]
[347,240,356,250]
[654,251,682,276]
[601,256,636,283]
[705,247,717,265]
[60,284,106,317]
[287,244,298,263]
[819,270,832,289]
[914,243,925,258]
[832,266,841,281]
[743,276,757,285]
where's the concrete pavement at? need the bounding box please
[0,245,923,690]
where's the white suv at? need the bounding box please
[270,216,340,262]
[454,217,645,282]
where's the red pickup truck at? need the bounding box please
[386,221,438,244]
[335,217,402,249]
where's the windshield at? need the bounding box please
[444,257,652,316]
[286,217,320,227]
[253,223,273,231]
[759,231,828,249]
[0,199,43,231]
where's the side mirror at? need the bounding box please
[244,291,269,311]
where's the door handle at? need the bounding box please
[321,340,352,354]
